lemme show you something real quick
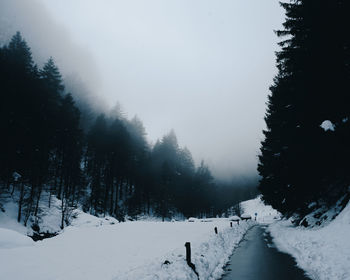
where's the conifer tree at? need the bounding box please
[40,57,64,94]
[7,31,34,73]
[259,0,350,216]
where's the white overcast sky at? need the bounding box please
[0,0,285,180]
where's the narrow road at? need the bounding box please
[221,226,310,280]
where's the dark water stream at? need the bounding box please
[221,226,311,280]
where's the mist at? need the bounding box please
[0,0,284,181]
[1,2,349,279]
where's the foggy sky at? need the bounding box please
[0,0,284,180]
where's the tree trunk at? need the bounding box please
[17,182,24,222]
[58,170,63,200]
[48,186,52,208]
[61,196,65,229]
[11,181,16,195]
[24,182,35,226]
[114,179,121,216]
[103,171,110,216]
[34,183,43,217]
[110,177,114,216]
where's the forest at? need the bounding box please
[258,0,350,220]
[0,32,257,229]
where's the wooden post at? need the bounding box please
[214,227,218,234]
[185,242,191,265]
[230,222,232,227]
[185,242,199,278]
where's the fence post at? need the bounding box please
[185,242,199,278]
[230,222,232,227]
[214,227,218,234]
[185,242,191,265]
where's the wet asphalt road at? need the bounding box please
[221,226,311,280]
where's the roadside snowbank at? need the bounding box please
[0,213,253,280]
[116,220,253,280]
[269,201,350,280]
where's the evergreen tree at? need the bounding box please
[40,57,64,94]
[259,0,350,216]
[6,31,34,73]
[86,114,109,214]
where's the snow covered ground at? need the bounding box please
[240,195,281,224]
[0,201,29,235]
[0,210,254,280]
[7,194,348,280]
[0,227,34,249]
[268,201,350,280]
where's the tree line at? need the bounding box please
[0,32,255,229]
[258,0,350,220]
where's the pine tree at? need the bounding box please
[259,0,350,216]
[40,57,64,94]
[6,31,34,73]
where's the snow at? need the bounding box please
[240,213,252,219]
[320,120,335,131]
[0,228,34,249]
[0,192,120,237]
[36,196,68,234]
[240,195,281,224]
[0,194,67,236]
[2,193,343,279]
[268,200,350,280]
[0,209,254,280]
[200,218,214,222]
[70,210,119,228]
[0,201,28,235]
[12,171,22,181]
[228,215,240,221]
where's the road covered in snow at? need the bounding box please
[0,215,253,280]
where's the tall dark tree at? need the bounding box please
[259,0,350,217]
[86,114,109,214]
[40,57,64,94]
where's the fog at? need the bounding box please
[0,0,284,181]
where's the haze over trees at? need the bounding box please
[0,32,256,229]
[258,0,350,218]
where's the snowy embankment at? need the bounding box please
[0,213,253,280]
[0,195,83,236]
[240,195,281,224]
[268,201,350,280]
